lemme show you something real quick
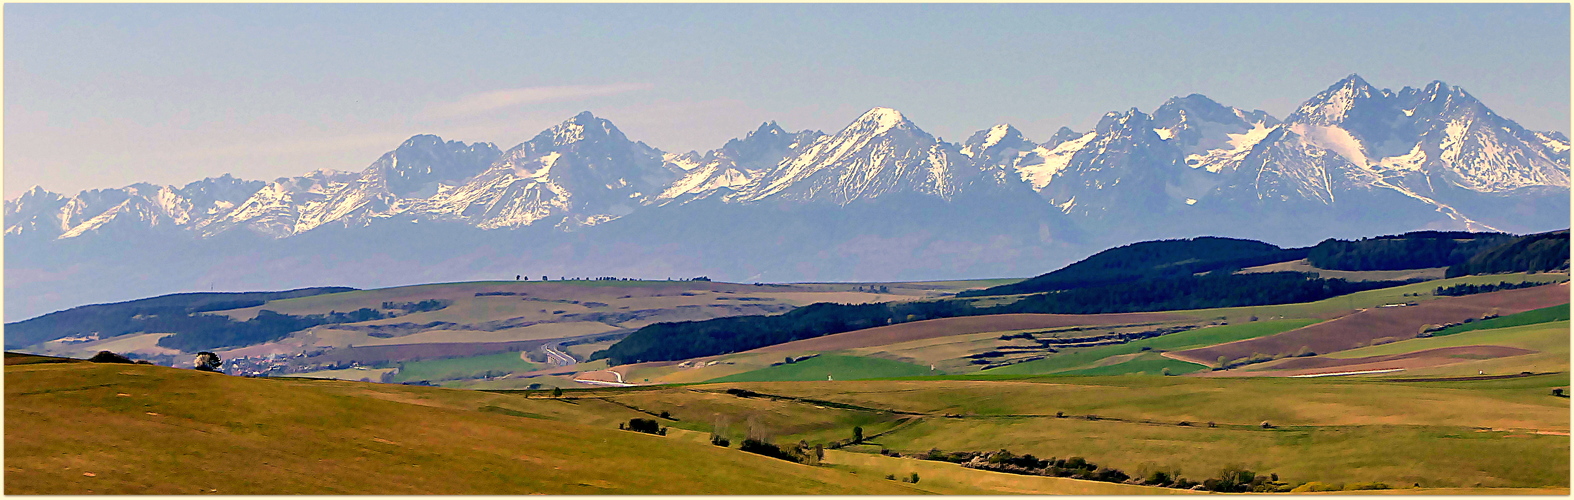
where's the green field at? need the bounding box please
[706,355,933,383]
[1433,303,1570,337]
[985,319,1319,375]
[1329,320,1570,360]
[676,375,1569,488]
[1054,352,1208,376]
[391,351,539,383]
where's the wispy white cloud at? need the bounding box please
[425,83,654,118]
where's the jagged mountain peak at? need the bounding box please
[1094,108,1162,140]
[532,111,629,148]
[748,121,788,138]
[981,124,1021,147]
[847,107,915,135]
[961,124,1035,160]
[1152,94,1262,127]
[1043,127,1085,149]
[1287,74,1396,126]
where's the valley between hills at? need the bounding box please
[6,229,1570,494]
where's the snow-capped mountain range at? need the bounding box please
[7,75,1569,319]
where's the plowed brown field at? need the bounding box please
[1172,283,1570,366]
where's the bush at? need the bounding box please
[739,439,801,463]
[624,418,664,435]
[1144,470,1173,487]
[87,351,133,364]
[1291,482,1343,492]
[710,434,730,447]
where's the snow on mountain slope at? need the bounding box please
[656,122,823,205]
[736,108,983,204]
[1013,131,1096,191]
[415,111,674,229]
[1150,94,1280,174]
[1028,108,1193,219]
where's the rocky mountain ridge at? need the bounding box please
[8,75,1568,243]
[6,75,1568,320]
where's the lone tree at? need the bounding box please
[552,387,564,398]
[852,426,864,444]
[193,352,222,372]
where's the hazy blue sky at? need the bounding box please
[7,3,1569,198]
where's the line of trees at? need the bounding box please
[1434,280,1554,297]
[911,448,1293,492]
[1445,230,1570,277]
[155,308,387,352]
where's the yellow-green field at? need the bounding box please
[7,353,1568,494]
[4,358,921,495]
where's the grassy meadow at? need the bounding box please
[706,355,934,383]
[390,350,539,383]
[4,358,921,495]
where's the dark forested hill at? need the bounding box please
[4,287,355,348]
[958,237,1307,297]
[1306,231,1516,271]
[1446,230,1571,278]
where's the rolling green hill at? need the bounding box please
[4,356,920,495]
[706,355,933,383]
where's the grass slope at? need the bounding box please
[4,358,920,495]
[391,351,539,383]
[1178,273,1568,321]
[1433,304,1569,337]
[985,319,1318,375]
[707,355,933,383]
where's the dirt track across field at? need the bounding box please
[1172,284,1569,366]
[752,312,1188,353]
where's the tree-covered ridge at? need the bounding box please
[1445,230,1570,278]
[590,272,1411,365]
[1306,231,1515,271]
[3,287,356,348]
[990,272,1405,315]
[590,300,975,365]
[154,308,391,352]
[959,237,1307,297]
